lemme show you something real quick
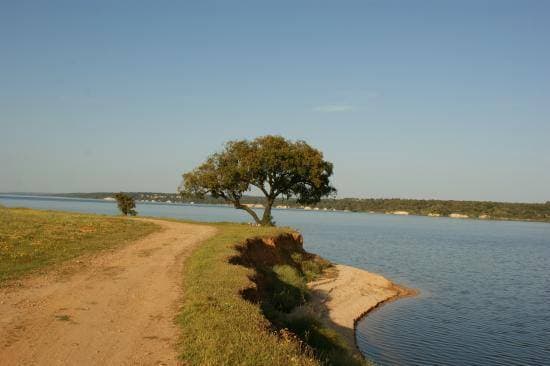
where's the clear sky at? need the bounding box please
[1,1,549,202]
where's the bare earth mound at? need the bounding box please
[0,219,216,366]
[308,264,415,351]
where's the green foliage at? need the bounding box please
[300,256,332,282]
[180,135,336,226]
[178,222,365,365]
[193,196,549,222]
[284,315,367,366]
[314,198,550,221]
[0,207,159,283]
[178,223,318,365]
[237,238,366,366]
[114,192,137,216]
[268,265,310,312]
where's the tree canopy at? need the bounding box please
[180,135,336,225]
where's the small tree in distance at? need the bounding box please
[114,192,137,216]
[179,135,336,226]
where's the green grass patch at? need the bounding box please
[0,207,159,283]
[178,222,369,366]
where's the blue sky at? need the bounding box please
[1,1,549,202]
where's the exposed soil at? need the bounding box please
[0,219,216,366]
[307,264,416,351]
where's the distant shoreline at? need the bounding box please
[1,193,549,224]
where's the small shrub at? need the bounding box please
[269,265,309,312]
[114,192,137,216]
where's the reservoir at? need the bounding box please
[1,195,549,365]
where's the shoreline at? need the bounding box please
[2,194,548,225]
[307,264,416,354]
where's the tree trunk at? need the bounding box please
[260,199,275,226]
[235,202,262,225]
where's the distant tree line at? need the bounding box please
[51,192,550,223]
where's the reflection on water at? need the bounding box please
[1,195,549,365]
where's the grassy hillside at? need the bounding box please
[0,207,159,283]
[178,222,368,366]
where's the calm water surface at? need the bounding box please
[1,195,549,365]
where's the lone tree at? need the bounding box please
[179,135,336,226]
[114,192,137,216]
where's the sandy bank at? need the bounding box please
[307,264,415,352]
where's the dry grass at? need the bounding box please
[0,207,159,283]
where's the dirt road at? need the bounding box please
[0,219,216,366]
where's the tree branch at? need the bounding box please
[250,181,270,198]
[259,185,270,198]
[234,201,262,224]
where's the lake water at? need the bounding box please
[1,195,549,365]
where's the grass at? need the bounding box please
[0,207,159,283]
[0,206,368,364]
[178,221,370,366]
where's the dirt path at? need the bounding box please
[0,219,216,366]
